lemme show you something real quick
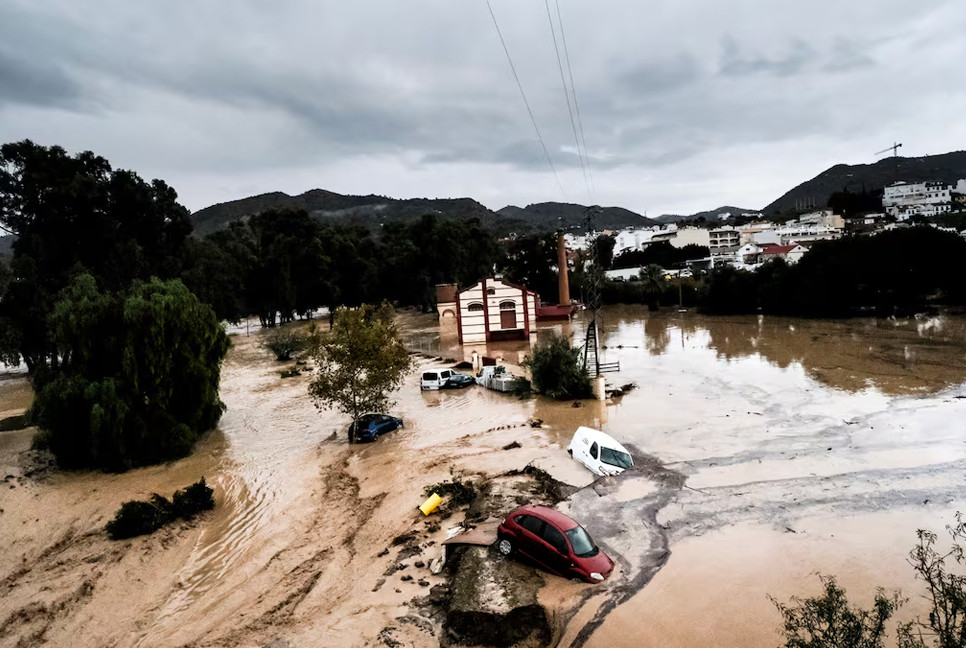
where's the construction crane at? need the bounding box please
[876,142,902,157]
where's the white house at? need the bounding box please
[883,181,952,218]
[737,243,761,265]
[455,277,538,344]
[760,243,808,264]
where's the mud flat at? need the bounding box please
[0,309,965,647]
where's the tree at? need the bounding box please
[774,516,966,648]
[638,264,667,310]
[593,234,616,270]
[899,514,966,648]
[771,575,904,648]
[502,233,558,302]
[31,274,229,471]
[523,332,592,400]
[0,140,192,380]
[308,303,412,440]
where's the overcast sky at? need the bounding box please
[2,1,964,216]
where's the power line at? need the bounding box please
[543,0,589,200]
[555,0,595,199]
[485,0,565,196]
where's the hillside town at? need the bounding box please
[570,178,966,279]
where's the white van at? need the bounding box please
[567,427,634,476]
[421,368,455,391]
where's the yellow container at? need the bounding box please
[419,493,442,516]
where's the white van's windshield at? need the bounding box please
[599,446,633,469]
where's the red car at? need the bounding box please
[496,504,614,583]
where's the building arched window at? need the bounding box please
[499,300,516,310]
[486,287,496,296]
[467,302,484,312]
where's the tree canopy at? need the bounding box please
[31,275,229,471]
[308,303,412,436]
[523,332,592,400]
[0,140,192,378]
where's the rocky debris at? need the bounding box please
[452,361,474,370]
[526,418,543,428]
[501,441,522,451]
[401,574,413,582]
[442,546,551,648]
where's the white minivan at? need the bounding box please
[567,427,634,476]
[421,368,455,391]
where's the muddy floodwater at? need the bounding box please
[1,307,965,647]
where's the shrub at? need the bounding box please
[106,494,174,540]
[261,328,309,361]
[172,477,215,520]
[106,478,214,540]
[523,332,593,400]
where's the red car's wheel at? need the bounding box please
[497,537,514,557]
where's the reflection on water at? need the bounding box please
[585,307,966,396]
[404,306,966,396]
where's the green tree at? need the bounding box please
[771,575,904,648]
[593,234,616,269]
[899,514,966,648]
[523,332,592,400]
[638,264,667,310]
[31,274,229,471]
[0,140,192,380]
[774,516,966,648]
[308,303,412,439]
[502,233,558,302]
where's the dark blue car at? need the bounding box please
[348,413,404,443]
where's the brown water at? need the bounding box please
[1,310,965,647]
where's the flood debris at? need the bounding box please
[502,441,522,451]
[442,546,551,648]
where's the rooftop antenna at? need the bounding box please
[875,142,902,157]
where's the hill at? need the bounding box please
[496,202,654,231]
[653,206,759,224]
[191,189,512,236]
[762,151,966,216]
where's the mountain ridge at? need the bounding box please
[762,150,966,215]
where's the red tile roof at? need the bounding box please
[761,244,797,255]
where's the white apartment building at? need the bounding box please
[708,226,741,256]
[613,226,676,255]
[670,226,711,249]
[563,232,590,251]
[883,181,952,219]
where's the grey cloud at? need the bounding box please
[617,55,703,93]
[824,37,875,72]
[719,36,816,77]
[0,46,80,108]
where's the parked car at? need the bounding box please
[496,504,614,583]
[421,368,455,390]
[442,372,475,389]
[348,413,403,443]
[567,426,634,476]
